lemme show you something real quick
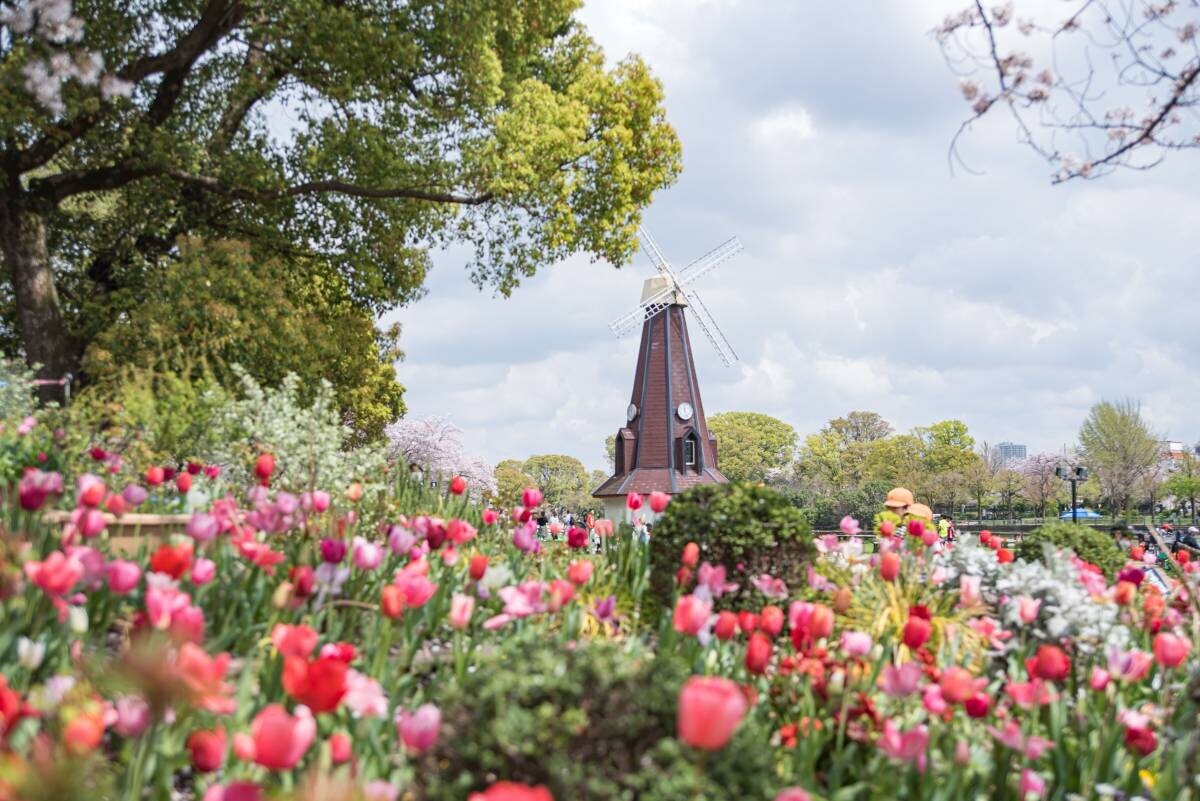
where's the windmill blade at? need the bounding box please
[608,283,676,337]
[681,287,738,367]
[676,236,743,288]
[637,226,674,277]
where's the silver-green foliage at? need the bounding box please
[0,356,38,421]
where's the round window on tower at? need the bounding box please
[676,402,694,421]
[627,403,638,422]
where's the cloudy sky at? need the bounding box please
[386,0,1200,473]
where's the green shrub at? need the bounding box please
[1016,521,1125,578]
[416,634,775,801]
[0,355,37,421]
[649,481,813,611]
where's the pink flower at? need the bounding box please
[396,703,440,754]
[186,512,220,543]
[24,551,83,596]
[19,469,62,510]
[1089,666,1110,691]
[696,562,738,598]
[393,568,437,608]
[1004,680,1057,709]
[449,593,475,629]
[203,783,262,801]
[775,790,812,801]
[1153,632,1191,668]
[122,484,149,507]
[879,662,923,697]
[1016,595,1041,624]
[673,594,713,636]
[522,487,543,508]
[968,617,1013,650]
[988,720,1053,759]
[839,515,861,536]
[959,575,981,607]
[1019,769,1046,799]
[877,719,929,772]
[840,631,872,658]
[342,669,388,719]
[352,537,384,571]
[190,558,216,586]
[627,492,643,510]
[512,521,537,553]
[237,704,315,770]
[1107,647,1153,682]
[649,491,671,513]
[482,509,499,526]
[113,695,151,737]
[677,676,747,751]
[106,559,142,594]
[750,573,788,599]
[922,684,947,715]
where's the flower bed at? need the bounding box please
[0,413,1198,801]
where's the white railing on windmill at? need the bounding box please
[608,226,743,367]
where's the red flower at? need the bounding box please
[714,611,738,640]
[880,552,901,582]
[271,624,318,659]
[649,491,671,513]
[469,783,555,801]
[1152,632,1190,668]
[381,585,406,618]
[1028,645,1071,682]
[760,605,784,637]
[150,542,194,579]
[996,548,1015,564]
[176,473,193,493]
[290,565,315,598]
[254,453,276,480]
[469,554,489,581]
[939,666,976,704]
[677,675,747,751]
[450,475,467,495]
[672,594,711,636]
[681,542,700,568]
[329,732,352,764]
[566,526,588,548]
[745,632,773,674]
[187,727,227,773]
[145,466,165,486]
[1125,726,1157,756]
[903,616,932,650]
[964,692,991,719]
[738,611,760,634]
[282,656,348,713]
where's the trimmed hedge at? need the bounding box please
[649,481,813,611]
[1015,521,1125,578]
[415,634,775,800]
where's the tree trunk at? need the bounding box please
[0,193,77,394]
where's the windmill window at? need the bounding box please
[683,437,697,466]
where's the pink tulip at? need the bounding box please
[76,473,106,508]
[122,484,149,507]
[1153,632,1191,669]
[191,558,216,586]
[113,695,152,737]
[649,491,671,513]
[512,521,537,553]
[672,594,712,636]
[775,790,812,801]
[1016,595,1041,625]
[840,631,872,658]
[187,512,220,543]
[396,703,440,754]
[106,559,142,594]
[1089,666,1110,691]
[1019,769,1046,799]
[677,676,747,751]
[839,515,861,536]
[627,492,643,511]
[959,575,981,607]
[482,509,499,525]
[73,507,107,538]
[877,719,929,772]
[879,662,923,697]
[238,704,315,770]
[522,487,543,508]
[449,593,475,629]
[352,537,384,571]
[203,783,262,801]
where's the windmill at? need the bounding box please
[592,225,744,521]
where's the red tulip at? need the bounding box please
[649,491,671,513]
[760,605,784,637]
[745,632,772,674]
[673,594,712,636]
[76,474,106,508]
[1114,581,1137,606]
[880,552,901,582]
[145,466,165,486]
[281,655,348,713]
[737,611,760,634]
[903,616,932,650]
[907,520,925,539]
[1029,645,1071,682]
[939,666,976,704]
[522,487,543,508]
[187,727,227,773]
[241,704,315,770]
[997,548,1015,564]
[627,492,643,511]
[449,475,467,495]
[90,447,107,462]
[254,453,276,480]
[468,783,554,801]
[879,520,895,537]
[381,585,406,618]
[329,732,352,764]
[176,473,193,493]
[482,508,499,525]
[1125,725,1157,756]
[271,624,318,659]
[567,560,594,586]
[469,554,488,581]
[566,526,588,548]
[23,551,83,596]
[964,692,991,719]
[104,492,126,516]
[1153,632,1190,668]
[150,542,193,579]
[681,542,700,568]
[714,611,738,640]
[677,676,747,750]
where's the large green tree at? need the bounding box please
[520,453,589,512]
[1164,454,1200,524]
[1078,399,1161,515]
[708,411,797,484]
[0,0,681,385]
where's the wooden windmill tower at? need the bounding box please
[593,226,743,522]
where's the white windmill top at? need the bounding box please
[608,226,743,366]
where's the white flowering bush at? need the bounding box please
[203,367,386,497]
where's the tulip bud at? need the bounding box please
[17,637,45,670]
[254,453,276,480]
[381,585,405,618]
[832,586,852,614]
[880,552,901,582]
[449,476,467,495]
[272,581,295,609]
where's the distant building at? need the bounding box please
[997,442,1027,463]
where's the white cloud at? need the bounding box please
[751,104,816,145]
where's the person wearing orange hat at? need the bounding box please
[907,503,934,524]
[883,487,914,516]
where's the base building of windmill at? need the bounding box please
[593,265,731,523]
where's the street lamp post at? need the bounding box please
[1055,465,1089,523]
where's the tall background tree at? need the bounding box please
[1164,453,1200,524]
[519,454,590,512]
[707,411,797,484]
[936,2,1200,182]
[0,0,681,417]
[1078,399,1161,516]
[1019,452,1062,520]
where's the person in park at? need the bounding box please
[883,487,914,517]
[938,515,957,541]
